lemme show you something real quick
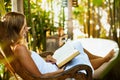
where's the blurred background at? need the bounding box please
[0,0,120,80]
[0,0,119,52]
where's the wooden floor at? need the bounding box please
[95,51,120,80]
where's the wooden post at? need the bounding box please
[67,0,73,39]
[11,0,24,14]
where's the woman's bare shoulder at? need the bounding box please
[13,44,28,56]
[13,44,26,51]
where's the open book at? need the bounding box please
[52,42,80,68]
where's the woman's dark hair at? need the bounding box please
[0,12,25,59]
[2,12,25,43]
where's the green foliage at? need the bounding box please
[115,0,120,8]
[4,0,11,12]
[0,0,11,18]
[24,1,56,51]
[93,0,104,6]
[73,4,86,24]
[0,0,6,17]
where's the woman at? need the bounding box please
[0,12,114,78]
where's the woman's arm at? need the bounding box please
[13,44,42,77]
[13,44,64,77]
[41,68,64,78]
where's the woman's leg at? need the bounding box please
[88,50,115,70]
[84,48,102,59]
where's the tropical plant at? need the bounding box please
[24,0,57,52]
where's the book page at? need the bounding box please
[52,42,80,68]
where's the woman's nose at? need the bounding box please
[25,27,31,31]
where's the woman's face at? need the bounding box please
[19,19,30,38]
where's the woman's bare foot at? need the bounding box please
[104,49,115,62]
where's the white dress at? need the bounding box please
[31,40,94,74]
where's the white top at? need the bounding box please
[31,40,94,74]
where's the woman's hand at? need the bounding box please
[45,55,56,64]
[41,67,64,78]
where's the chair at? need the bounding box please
[8,51,93,80]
